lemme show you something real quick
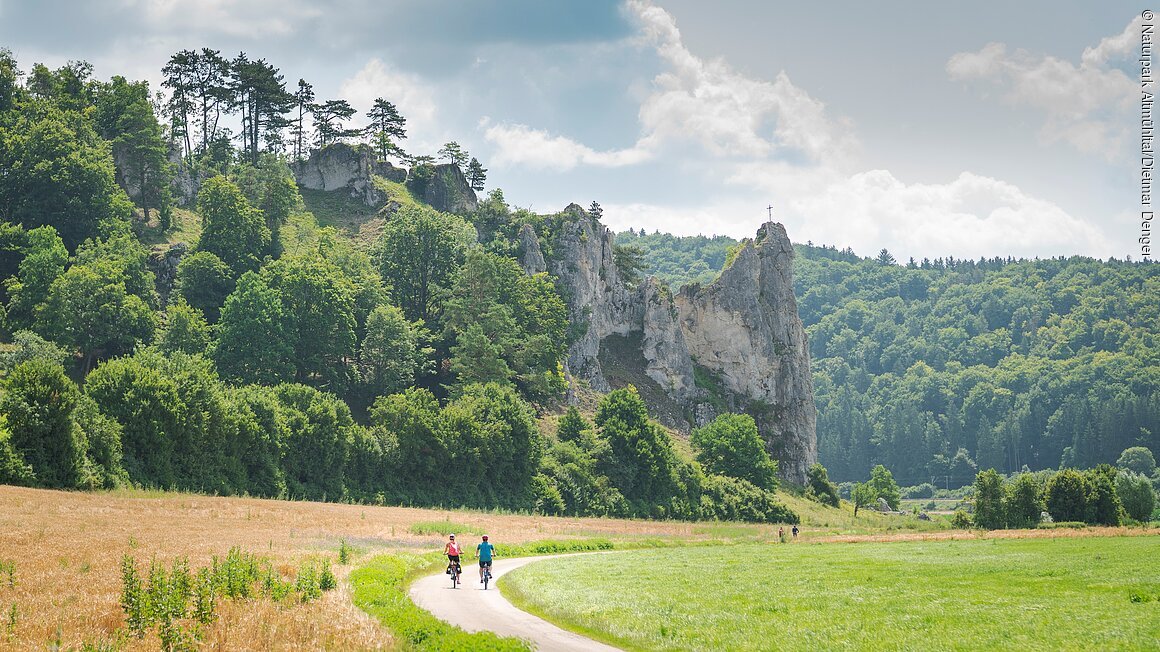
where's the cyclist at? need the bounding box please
[444,534,462,576]
[477,534,495,583]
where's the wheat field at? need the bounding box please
[0,486,725,650]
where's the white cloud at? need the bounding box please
[338,58,440,149]
[483,122,650,170]
[484,0,852,172]
[947,18,1137,158]
[628,0,852,163]
[135,0,322,39]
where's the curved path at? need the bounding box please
[409,554,621,651]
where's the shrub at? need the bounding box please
[1004,473,1044,528]
[973,469,1006,530]
[805,463,840,507]
[1045,469,1088,523]
[902,483,936,499]
[1116,471,1156,522]
[950,510,972,529]
[1085,465,1124,526]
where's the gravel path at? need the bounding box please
[409,554,621,651]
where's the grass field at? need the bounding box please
[0,486,757,650]
[501,536,1160,651]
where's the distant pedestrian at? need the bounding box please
[792,525,799,538]
[778,526,785,542]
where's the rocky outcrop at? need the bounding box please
[641,277,697,402]
[544,208,816,484]
[291,143,385,206]
[550,205,640,391]
[147,242,188,301]
[518,223,547,275]
[420,164,478,214]
[675,223,816,484]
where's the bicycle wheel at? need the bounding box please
[483,568,490,590]
[450,565,458,588]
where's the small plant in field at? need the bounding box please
[6,603,16,637]
[120,555,148,637]
[339,538,351,565]
[0,560,15,588]
[295,563,321,602]
[192,568,216,625]
[319,564,337,591]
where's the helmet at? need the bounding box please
[449,534,455,539]
[482,535,488,540]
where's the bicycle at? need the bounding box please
[481,562,493,590]
[447,559,460,588]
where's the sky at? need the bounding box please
[0,0,1148,260]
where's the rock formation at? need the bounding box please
[676,223,817,484]
[419,164,478,214]
[518,223,547,275]
[291,143,385,206]
[542,207,816,484]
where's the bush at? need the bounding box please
[1116,472,1156,522]
[699,474,798,524]
[1004,473,1044,529]
[1085,465,1124,526]
[973,469,1006,530]
[902,483,936,499]
[805,463,840,507]
[950,510,972,529]
[1045,469,1088,523]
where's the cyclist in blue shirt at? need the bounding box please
[477,534,495,583]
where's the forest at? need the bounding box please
[616,229,1160,487]
[0,48,797,524]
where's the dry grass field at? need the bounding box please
[0,486,732,650]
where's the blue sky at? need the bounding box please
[0,0,1147,260]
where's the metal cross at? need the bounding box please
[766,204,774,220]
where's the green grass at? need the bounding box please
[500,537,1160,651]
[350,552,530,651]
[407,520,485,537]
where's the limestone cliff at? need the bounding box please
[543,208,816,484]
[418,164,478,214]
[291,143,385,206]
[676,223,817,484]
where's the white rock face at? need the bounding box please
[518,224,547,275]
[540,210,816,483]
[291,143,384,206]
[675,223,817,484]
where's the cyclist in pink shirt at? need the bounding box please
[444,534,462,574]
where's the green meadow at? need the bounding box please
[501,536,1160,651]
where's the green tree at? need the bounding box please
[851,481,876,516]
[0,414,36,486]
[230,54,293,164]
[312,99,358,147]
[446,382,544,507]
[359,304,420,398]
[92,75,172,226]
[1004,473,1044,528]
[0,358,84,487]
[1085,465,1124,526]
[1044,468,1088,523]
[261,253,358,391]
[555,406,592,444]
[40,258,156,372]
[290,79,315,160]
[2,226,67,331]
[690,413,778,491]
[174,250,235,323]
[211,271,294,385]
[805,462,841,507]
[369,387,445,499]
[466,157,487,192]
[594,386,684,515]
[230,154,300,257]
[196,175,270,276]
[1116,447,1157,477]
[868,464,902,510]
[437,141,468,170]
[1115,471,1156,522]
[972,468,1006,529]
[274,383,353,501]
[365,97,406,160]
[159,299,211,355]
[374,205,475,322]
[0,330,69,370]
[448,322,514,388]
[0,104,133,250]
